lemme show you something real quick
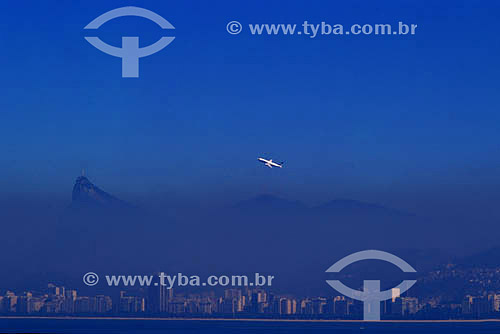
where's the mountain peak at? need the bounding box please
[71,176,129,208]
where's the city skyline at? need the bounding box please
[2,270,500,321]
[4,252,500,320]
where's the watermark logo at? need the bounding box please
[226,21,243,35]
[226,21,417,38]
[81,272,274,288]
[84,6,175,78]
[325,250,416,321]
[83,272,99,286]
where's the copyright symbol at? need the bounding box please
[227,21,242,35]
[83,272,99,286]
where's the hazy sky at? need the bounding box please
[3,1,500,294]
[1,0,499,215]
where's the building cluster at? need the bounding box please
[461,294,500,317]
[0,284,112,314]
[0,283,419,318]
[1,281,500,319]
[142,287,420,318]
[416,264,500,318]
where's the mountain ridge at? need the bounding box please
[233,194,413,216]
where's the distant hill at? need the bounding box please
[233,194,307,213]
[313,199,413,217]
[233,194,412,217]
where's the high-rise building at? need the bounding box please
[300,299,313,315]
[3,291,17,312]
[249,290,266,313]
[65,290,77,301]
[95,295,112,313]
[28,297,44,313]
[118,292,144,313]
[47,284,64,298]
[312,297,326,314]
[221,297,238,313]
[147,282,172,313]
[62,289,77,313]
[334,296,348,316]
[169,299,186,313]
[462,296,473,314]
[75,297,90,313]
[392,297,403,315]
[472,296,490,316]
[199,298,213,314]
[15,293,31,313]
[493,294,500,312]
[223,289,244,313]
[391,288,401,302]
[402,297,419,315]
[279,298,297,315]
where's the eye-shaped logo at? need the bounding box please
[84,6,175,78]
[325,250,416,321]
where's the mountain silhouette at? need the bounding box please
[313,198,413,217]
[70,176,131,209]
[229,194,420,251]
[233,194,307,213]
[233,195,412,217]
[45,176,146,276]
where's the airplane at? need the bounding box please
[258,157,284,168]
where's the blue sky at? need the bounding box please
[0,0,499,213]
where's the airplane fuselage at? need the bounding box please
[258,157,283,168]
